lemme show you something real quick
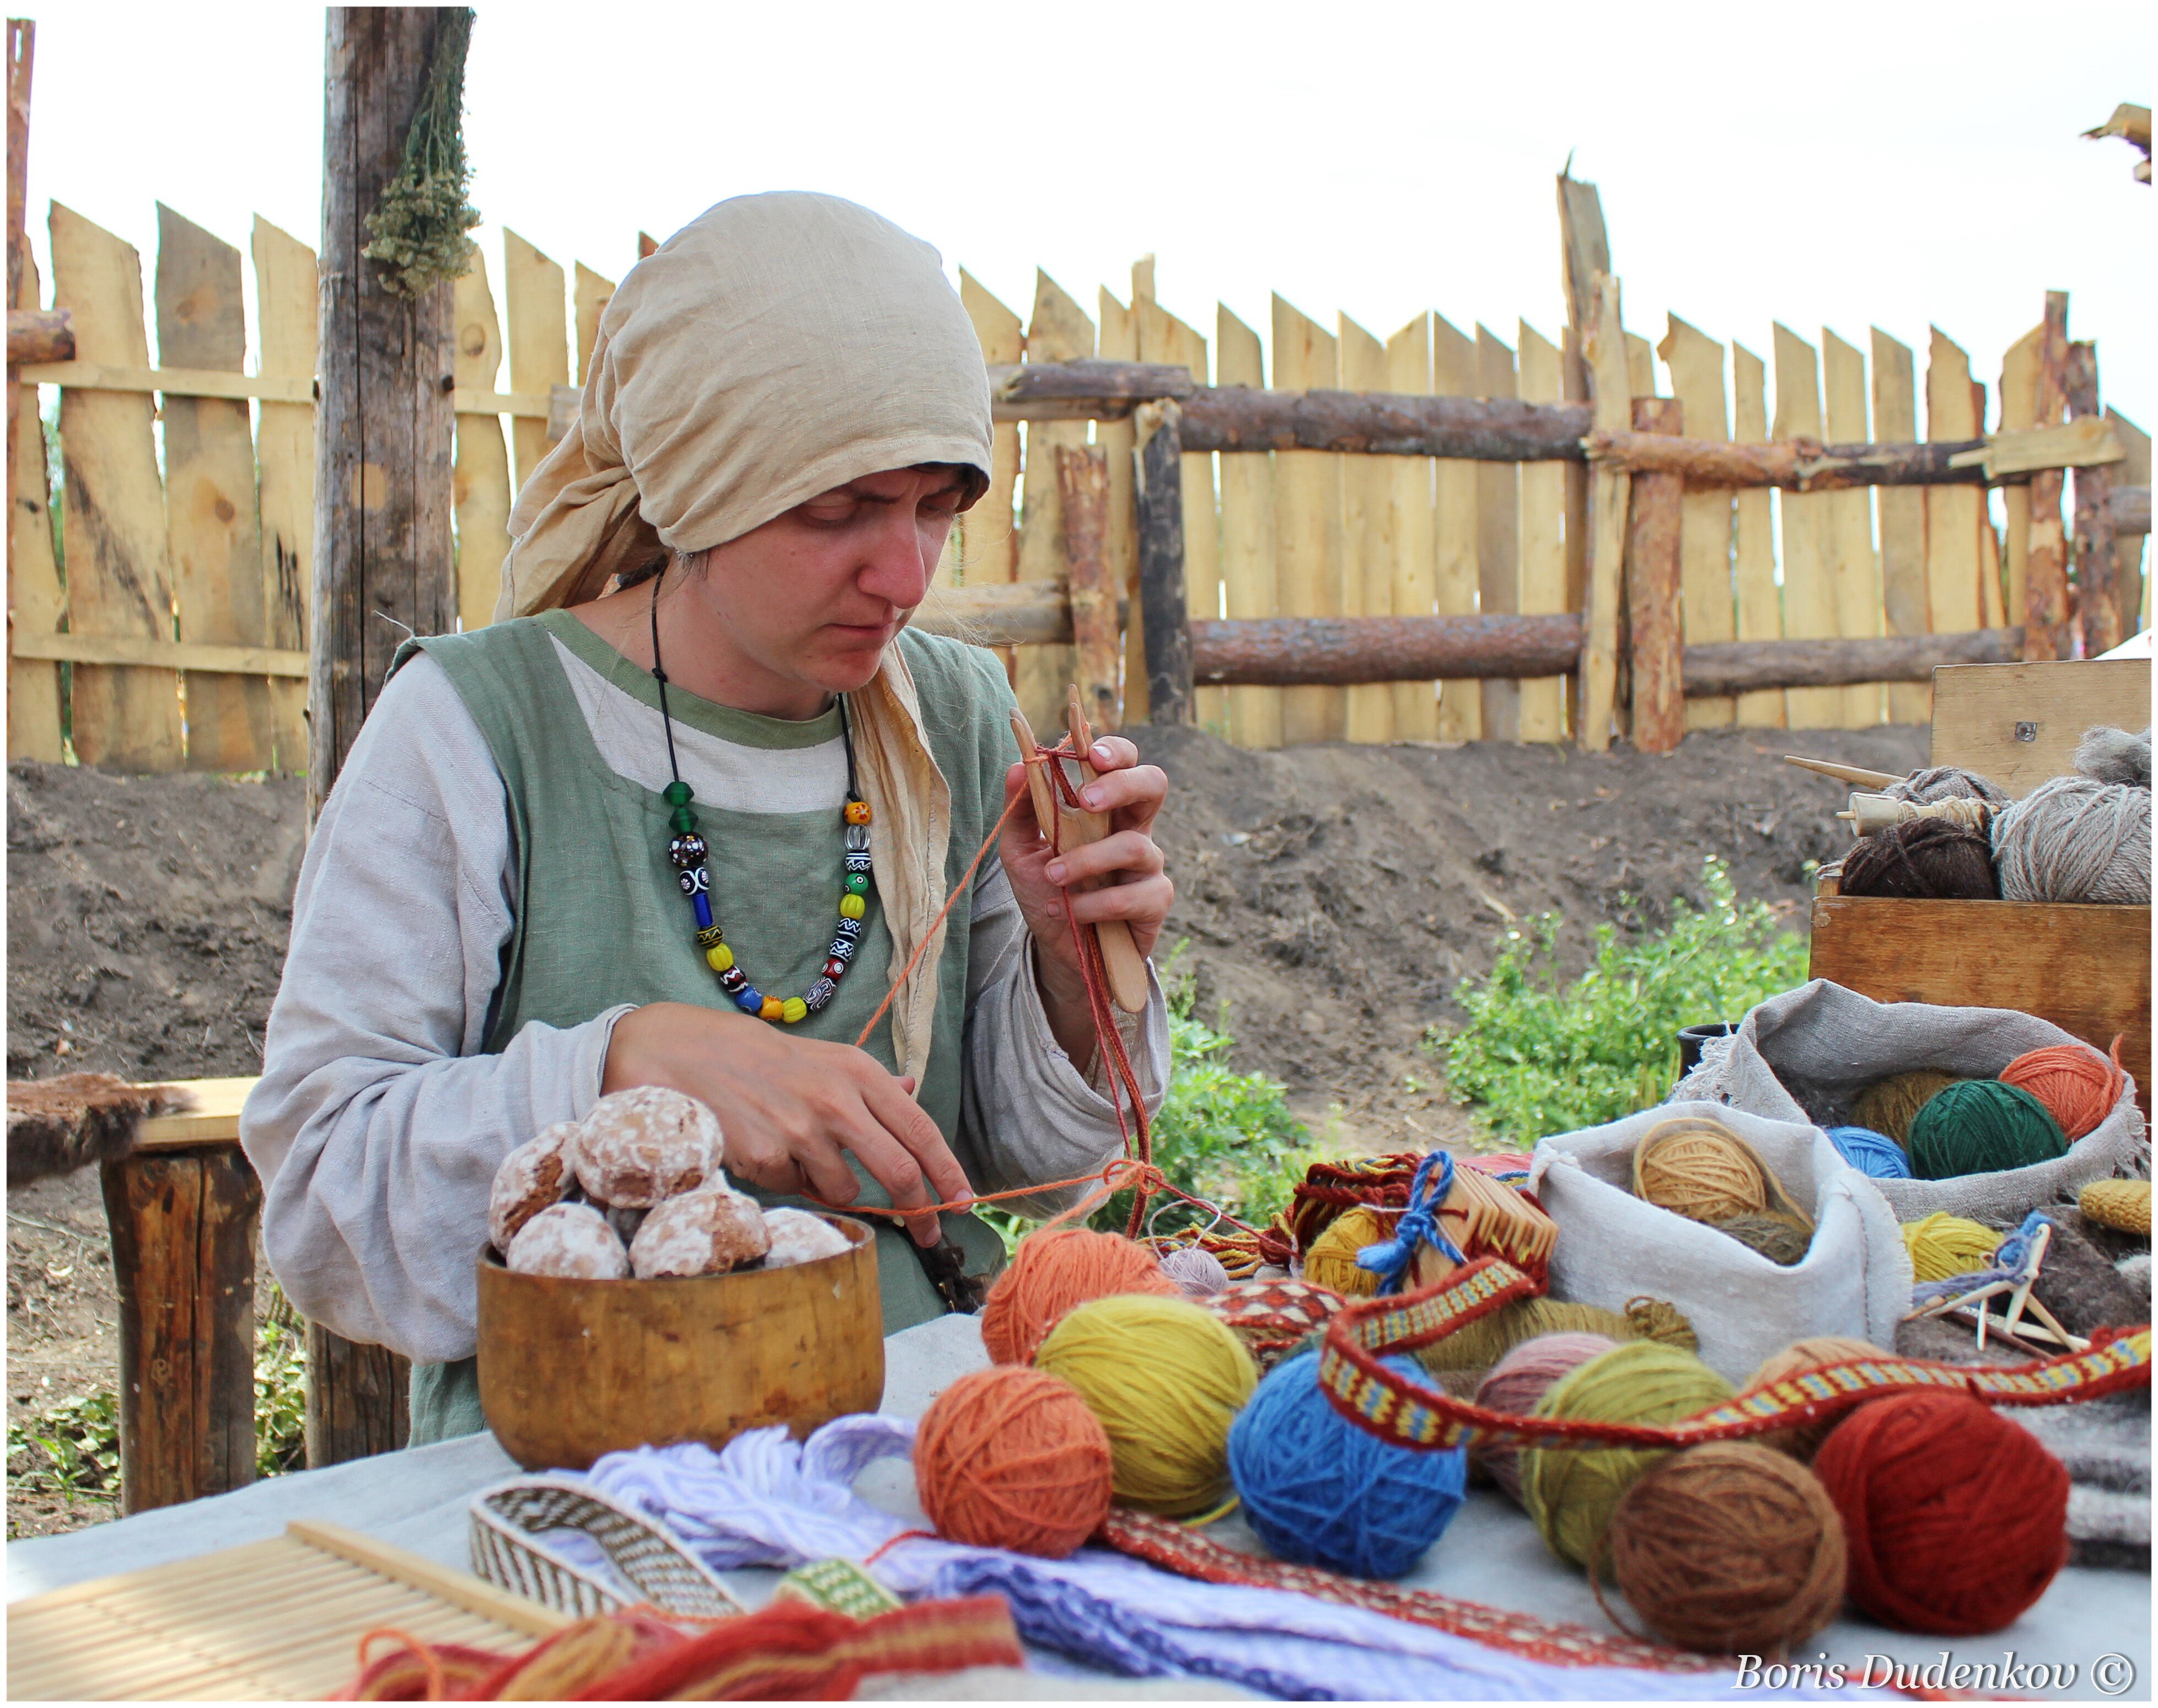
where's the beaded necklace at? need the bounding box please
[649,579,873,1025]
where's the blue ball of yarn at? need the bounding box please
[1826,1124,1912,1180]
[1227,1350,1466,1578]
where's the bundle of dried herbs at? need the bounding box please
[362,7,481,299]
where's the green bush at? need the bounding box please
[255,1291,309,1478]
[1432,857,1806,1145]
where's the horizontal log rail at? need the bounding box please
[1679,630,2025,694]
[2114,485,2150,537]
[7,306,73,364]
[12,631,311,677]
[908,578,1124,648]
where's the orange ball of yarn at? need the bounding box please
[914,1366,1113,1557]
[979,1228,1178,1366]
[1998,1040,2126,1141]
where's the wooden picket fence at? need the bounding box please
[8,202,2151,771]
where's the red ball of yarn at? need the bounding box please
[914,1365,1113,1557]
[1999,1039,2127,1141]
[1811,1390,2068,1635]
[979,1227,1177,1366]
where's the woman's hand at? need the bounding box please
[602,1003,970,1247]
[997,735,1173,1067]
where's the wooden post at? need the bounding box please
[1136,400,1190,725]
[2023,293,2073,661]
[1056,444,1118,735]
[310,4,455,1465]
[1625,398,1685,752]
[1474,325,1521,742]
[2065,342,2121,656]
[100,1147,262,1513]
[1576,273,1631,751]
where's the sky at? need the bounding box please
[17,1,2154,434]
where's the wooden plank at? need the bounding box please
[1625,333,1656,400]
[49,201,182,770]
[958,269,1022,685]
[1923,329,1985,659]
[134,1075,254,1149]
[1475,323,1520,741]
[1272,293,1343,745]
[288,1520,570,1638]
[1216,304,1279,748]
[1808,895,2151,1120]
[1660,314,1736,729]
[1515,321,1569,743]
[2107,408,2150,632]
[453,247,512,632]
[573,261,615,385]
[1772,324,1838,728]
[251,217,315,770]
[1870,329,1929,722]
[9,247,64,761]
[13,631,307,675]
[99,1146,260,1512]
[1015,271,1093,733]
[1058,444,1119,732]
[15,361,315,404]
[1431,315,1480,740]
[1821,329,1882,728]
[1997,326,2042,657]
[501,228,567,491]
[1624,397,1684,751]
[1930,657,2152,794]
[1731,341,1785,728]
[1135,401,1190,724]
[1339,312,1392,743]
[1384,311,1437,740]
[1099,288,1140,726]
[1135,278,1221,731]
[156,204,271,772]
[1577,277,1631,751]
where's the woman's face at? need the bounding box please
[697,464,970,696]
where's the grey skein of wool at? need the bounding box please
[2075,725,2152,789]
[1991,776,2153,904]
[1887,765,2009,808]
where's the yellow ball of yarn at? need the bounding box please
[1519,1340,1734,1569]
[1900,1212,2002,1282]
[2080,1178,2152,1237]
[1033,1293,1258,1517]
[1300,1206,1388,1297]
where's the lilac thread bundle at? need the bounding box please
[1469,1333,1620,1504]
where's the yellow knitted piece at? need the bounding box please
[1901,1212,2002,1281]
[2079,1178,2153,1237]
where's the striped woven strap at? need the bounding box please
[1316,1254,2154,1453]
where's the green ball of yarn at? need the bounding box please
[1905,1078,2067,1179]
[1519,1340,1734,1570]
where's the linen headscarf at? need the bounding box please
[500,192,994,1086]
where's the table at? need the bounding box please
[10,1314,2148,1700]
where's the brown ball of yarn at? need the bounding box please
[1713,1214,1812,1266]
[1838,816,1998,900]
[979,1228,1177,1366]
[1851,1069,1965,1145]
[1598,1442,1846,1657]
[1742,1335,1885,1460]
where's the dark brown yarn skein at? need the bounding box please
[1713,1214,1812,1266]
[1838,816,1997,899]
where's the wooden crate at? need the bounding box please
[1930,657,2151,797]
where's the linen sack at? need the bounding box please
[1671,979,2148,1223]
[1528,1101,1912,1383]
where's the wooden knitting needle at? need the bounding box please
[1783,755,1903,789]
[1065,688,1152,1016]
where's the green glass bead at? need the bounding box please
[663,780,694,807]
[670,805,697,834]
[844,871,870,895]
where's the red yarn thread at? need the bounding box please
[979,1227,1177,1365]
[1999,1036,2128,1141]
[915,1365,1114,1557]
[1811,1389,2069,1635]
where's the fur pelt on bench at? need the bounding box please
[7,1074,194,1189]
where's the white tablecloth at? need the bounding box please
[9,1314,2148,1700]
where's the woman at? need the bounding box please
[241,193,1174,1443]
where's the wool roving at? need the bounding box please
[1824,1124,1912,1180]
[1228,1350,1468,1578]
[913,1366,1112,1557]
[1851,1068,1964,1145]
[1601,1443,1846,1657]
[1710,1214,1811,1265]
[2079,1177,2153,1237]
[1838,816,1998,900]
[1518,1341,1735,1569]
[1900,1212,2003,1282]
[1811,1389,2069,1635]
[1905,1078,2066,1179]
[1158,1243,1231,1298]
[1991,775,2152,905]
[1741,1335,1885,1462]
[1415,1296,1695,1373]
[1470,1334,1619,1504]
[2074,724,2152,788]
[979,1228,1178,1366]
[1886,765,2009,808]
[1998,1040,2127,1141]
[1299,1205,1388,1297]
[1033,1293,1258,1517]
[1631,1118,1813,1234]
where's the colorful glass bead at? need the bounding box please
[759,996,783,1022]
[678,866,711,896]
[804,976,838,1013]
[695,925,725,950]
[664,781,693,807]
[718,965,747,993]
[823,957,847,980]
[844,872,869,896]
[839,893,866,921]
[844,825,870,853]
[692,890,713,931]
[734,986,764,1014]
[668,832,709,869]
[671,805,697,835]
[844,800,873,825]
[780,996,809,1024]
[706,942,735,973]
[835,916,863,942]
[828,936,856,964]
[845,852,872,875]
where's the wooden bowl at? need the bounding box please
[476,1212,883,1470]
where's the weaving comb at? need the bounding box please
[1009,695,1149,1014]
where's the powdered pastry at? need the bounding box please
[487,1122,578,1253]
[572,1086,724,1207]
[761,1207,852,1268]
[629,1187,772,1279]
[506,1202,630,1279]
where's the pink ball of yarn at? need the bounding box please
[1471,1333,1620,1505]
[1159,1244,1230,1298]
